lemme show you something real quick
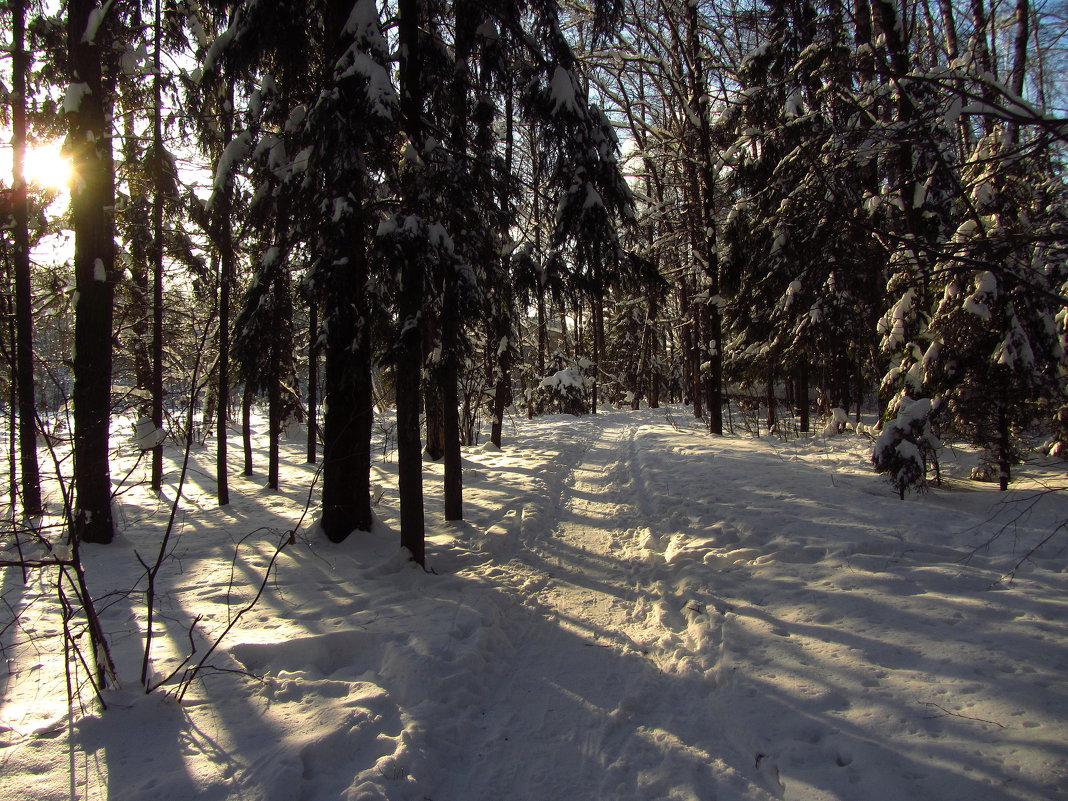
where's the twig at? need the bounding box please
[172,531,291,702]
[141,310,215,689]
[921,701,1006,729]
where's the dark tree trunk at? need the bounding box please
[766,366,776,434]
[216,241,231,504]
[68,0,116,544]
[307,300,318,465]
[7,352,17,515]
[681,280,701,418]
[591,289,605,415]
[490,93,514,447]
[150,0,165,493]
[689,0,723,435]
[797,360,810,434]
[442,278,463,520]
[216,85,235,505]
[242,383,253,476]
[320,246,373,539]
[1007,0,1030,145]
[317,0,380,539]
[11,0,42,516]
[490,306,512,448]
[997,402,1011,491]
[424,316,445,461]
[214,216,231,504]
[536,292,547,378]
[267,342,281,491]
[397,0,426,565]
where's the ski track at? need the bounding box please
[435,419,774,801]
[5,408,1068,801]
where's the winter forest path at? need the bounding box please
[435,418,776,801]
[5,408,1067,801]
[430,410,1068,801]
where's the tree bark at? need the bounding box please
[150,0,165,493]
[306,300,318,465]
[267,312,282,491]
[997,402,1011,491]
[242,383,253,476]
[441,277,463,520]
[423,315,445,460]
[216,241,231,504]
[68,0,116,544]
[397,0,426,564]
[11,0,43,516]
[766,366,776,434]
[490,92,515,448]
[688,0,722,435]
[1007,0,1030,145]
[216,85,236,505]
[319,244,373,539]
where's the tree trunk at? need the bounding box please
[397,0,426,565]
[766,366,776,434]
[7,349,17,516]
[591,289,605,415]
[11,0,42,516]
[68,0,116,544]
[442,277,463,520]
[689,0,723,435]
[215,83,236,505]
[267,337,281,491]
[216,245,231,504]
[490,89,515,448]
[423,315,445,461]
[797,360,810,434]
[1007,0,1030,144]
[490,309,512,448]
[150,0,165,493]
[997,402,1011,491]
[307,300,318,465]
[681,280,702,418]
[536,292,547,377]
[320,239,373,539]
[242,383,253,476]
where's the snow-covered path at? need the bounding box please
[435,420,771,800]
[4,406,1068,801]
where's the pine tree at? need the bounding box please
[10,0,43,516]
[925,131,1066,489]
[67,0,120,544]
[300,0,397,540]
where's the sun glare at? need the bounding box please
[22,142,72,192]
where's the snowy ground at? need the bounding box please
[2,405,1068,801]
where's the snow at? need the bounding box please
[4,406,1068,800]
[965,271,997,319]
[540,364,588,391]
[82,1,114,44]
[132,417,166,451]
[549,66,580,116]
[879,289,915,350]
[204,24,236,73]
[63,82,92,114]
[211,131,253,197]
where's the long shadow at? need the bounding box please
[449,413,1068,800]
[44,407,1067,800]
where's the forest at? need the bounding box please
[2,0,1066,546]
[2,0,1068,769]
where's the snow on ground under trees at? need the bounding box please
[2,405,1068,801]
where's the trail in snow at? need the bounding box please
[3,407,1067,801]
[435,420,775,801]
